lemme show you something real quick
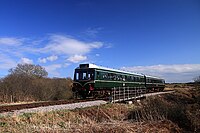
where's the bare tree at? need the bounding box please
[0,64,74,103]
[194,75,200,83]
[9,63,48,78]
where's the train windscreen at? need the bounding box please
[74,69,94,81]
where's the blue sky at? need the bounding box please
[0,0,200,82]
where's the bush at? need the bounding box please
[0,75,73,103]
[127,97,168,122]
[128,96,193,131]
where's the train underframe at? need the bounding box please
[72,87,112,99]
[72,86,165,100]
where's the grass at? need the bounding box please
[0,83,199,132]
[0,103,180,133]
[0,101,37,106]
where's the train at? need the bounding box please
[72,64,165,98]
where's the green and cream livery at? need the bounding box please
[72,64,165,98]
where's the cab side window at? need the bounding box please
[96,72,100,79]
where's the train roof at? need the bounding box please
[76,64,164,80]
[145,75,165,80]
[76,63,143,76]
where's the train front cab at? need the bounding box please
[72,68,95,98]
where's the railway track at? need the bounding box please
[0,90,174,113]
[0,98,97,113]
[144,90,175,97]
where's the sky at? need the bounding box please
[0,0,200,83]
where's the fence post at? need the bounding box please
[124,87,125,100]
[134,87,136,97]
[127,87,129,99]
[119,87,120,101]
[113,87,116,103]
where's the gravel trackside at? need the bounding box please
[0,100,107,116]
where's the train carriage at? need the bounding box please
[72,64,165,98]
[145,75,165,92]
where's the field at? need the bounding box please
[0,83,200,133]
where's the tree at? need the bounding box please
[9,63,48,78]
[194,75,200,83]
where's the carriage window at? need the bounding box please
[96,72,100,79]
[103,73,108,79]
[124,76,127,81]
[138,77,140,82]
[116,75,120,80]
[141,78,144,82]
[131,76,134,81]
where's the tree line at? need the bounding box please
[0,64,73,103]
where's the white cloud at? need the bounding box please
[20,57,33,64]
[121,64,200,83]
[44,64,62,77]
[64,63,70,67]
[0,34,105,65]
[0,37,23,46]
[89,42,103,48]
[122,64,200,74]
[84,27,103,38]
[38,55,58,63]
[0,53,16,70]
[67,55,87,63]
[41,35,103,55]
[104,43,113,48]
[38,58,47,63]
[0,34,106,77]
[47,55,58,61]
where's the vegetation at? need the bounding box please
[194,75,200,83]
[0,63,73,103]
[9,63,48,78]
[0,64,199,132]
[0,104,180,133]
[1,84,199,132]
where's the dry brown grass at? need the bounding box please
[1,83,199,133]
[0,104,180,133]
[126,83,200,132]
[160,86,200,132]
[164,87,174,91]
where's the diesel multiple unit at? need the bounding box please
[72,64,165,98]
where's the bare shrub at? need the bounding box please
[194,75,200,83]
[127,97,168,122]
[32,77,73,101]
[76,104,129,122]
[128,91,200,132]
[0,74,35,102]
[0,75,73,103]
[51,78,73,100]
[0,104,181,133]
